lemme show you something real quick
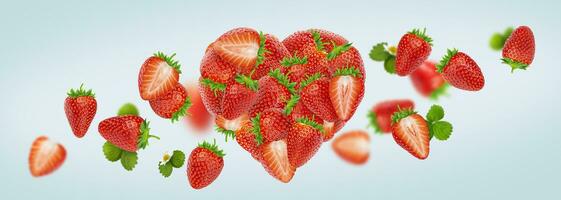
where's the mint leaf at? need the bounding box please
[431,121,453,141]
[426,105,445,123]
[383,56,396,74]
[170,150,186,168]
[159,162,173,178]
[117,103,139,116]
[120,151,138,171]
[369,42,391,61]
[103,142,122,162]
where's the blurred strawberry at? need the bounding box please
[368,99,415,134]
[29,136,66,177]
[409,61,448,99]
[332,130,370,165]
[184,81,212,132]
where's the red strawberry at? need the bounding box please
[395,29,433,76]
[64,84,97,138]
[283,29,348,54]
[327,44,366,78]
[502,26,535,71]
[184,82,212,132]
[248,69,294,117]
[29,136,67,177]
[215,113,249,141]
[149,83,191,122]
[301,75,339,122]
[210,27,261,74]
[251,34,290,79]
[409,61,448,99]
[287,117,324,167]
[235,121,262,161]
[200,48,238,85]
[221,75,259,120]
[391,109,430,159]
[287,99,322,124]
[368,99,415,133]
[138,52,181,100]
[98,116,159,152]
[436,49,485,91]
[332,130,370,165]
[187,140,225,189]
[322,120,346,142]
[329,67,364,121]
[284,45,330,86]
[260,140,296,183]
[199,77,225,115]
[251,108,290,144]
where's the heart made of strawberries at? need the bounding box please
[201,27,366,183]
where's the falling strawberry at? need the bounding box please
[138,52,181,100]
[395,28,433,76]
[210,27,262,74]
[149,83,191,123]
[368,99,415,134]
[287,117,325,168]
[409,61,448,99]
[29,136,67,177]
[329,67,364,121]
[436,49,485,91]
[332,130,370,165]
[184,82,212,132]
[248,69,295,117]
[221,74,259,120]
[64,84,97,138]
[251,108,290,145]
[300,74,339,122]
[187,140,225,189]
[98,116,159,152]
[502,26,535,72]
[259,140,296,183]
[391,109,430,159]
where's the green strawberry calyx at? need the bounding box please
[283,94,300,116]
[251,113,264,145]
[501,57,529,73]
[390,108,417,125]
[198,139,225,157]
[137,120,160,151]
[235,74,259,91]
[333,66,363,78]
[327,42,352,60]
[154,51,182,74]
[201,78,227,97]
[367,111,382,134]
[215,126,235,142]
[281,54,308,67]
[171,96,192,123]
[429,83,449,100]
[268,68,297,94]
[311,30,327,52]
[67,84,95,98]
[296,117,325,134]
[436,49,459,73]
[409,28,433,46]
[255,31,268,68]
[299,72,322,89]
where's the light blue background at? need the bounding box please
[1,0,560,199]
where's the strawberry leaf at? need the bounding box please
[137,120,160,150]
[369,42,392,62]
[154,51,182,74]
[201,78,227,97]
[103,141,122,162]
[280,54,308,67]
[120,151,138,171]
[409,28,433,46]
[198,139,225,157]
[268,68,297,94]
[117,103,139,116]
[436,49,459,73]
[327,42,352,60]
[384,56,396,74]
[426,104,445,123]
[67,84,95,98]
[215,126,236,142]
[251,113,264,145]
[170,150,185,168]
[158,162,173,178]
[255,31,268,68]
[311,30,326,52]
[235,74,259,91]
[333,66,362,78]
[296,117,325,134]
[367,111,382,134]
[431,121,453,141]
[283,94,300,116]
[501,58,529,73]
[171,96,192,123]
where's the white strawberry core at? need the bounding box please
[224,115,244,131]
[399,116,427,153]
[336,136,369,155]
[148,62,174,92]
[35,140,59,169]
[333,76,355,117]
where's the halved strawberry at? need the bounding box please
[215,113,249,141]
[221,74,259,120]
[287,117,325,168]
[329,67,364,121]
[368,99,415,134]
[391,109,430,159]
[300,74,339,122]
[138,52,181,100]
[29,136,67,177]
[322,120,346,142]
[211,27,261,74]
[260,140,296,183]
[332,130,370,165]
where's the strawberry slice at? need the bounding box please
[391,110,430,159]
[332,130,370,165]
[329,67,364,121]
[28,136,67,177]
[138,52,181,100]
[260,140,296,183]
[211,28,261,73]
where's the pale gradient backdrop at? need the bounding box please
[1,0,560,199]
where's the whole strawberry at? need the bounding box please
[251,108,291,145]
[395,28,433,76]
[199,77,225,115]
[98,116,159,152]
[248,69,295,117]
[287,117,325,168]
[502,26,535,72]
[283,29,348,55]
[300,74,339,122]
[149,83,192,123]
[187,140,225,189]
[64,84,97,138]
[221,74,259,120]
[436,49,485,91]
